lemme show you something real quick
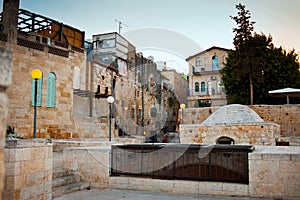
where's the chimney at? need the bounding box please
[2,0,20,43]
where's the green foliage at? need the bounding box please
[223,33,300,104]
[231,3,255,48]
[222,4,300,105]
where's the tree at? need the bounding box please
[227,3,257,105]
[222,4,300,105]
[222,32,300,104]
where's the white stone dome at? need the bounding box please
[201,104,264,125]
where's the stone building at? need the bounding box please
[0,0,87,139]
[0,0,184,140]
[186,46,230,107]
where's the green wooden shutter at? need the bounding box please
[46,73,56,108]
[31,77,43,106]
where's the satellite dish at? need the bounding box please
[148,55,154,61]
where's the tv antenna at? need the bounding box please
[115,19,128,34]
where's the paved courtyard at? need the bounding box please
[53,189,289,200]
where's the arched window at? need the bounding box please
[201,82,206,92]
[31,74,43,106]
[46,72,56,108]
[216,136,235,145]
[196,57,202,66]
[73,66,80,89]
[195,82,200,92]
[212,54,219,70]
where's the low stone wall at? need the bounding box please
[249,146,300,198]
[3,139,53,200]
[53,137,145,152]
[62,145,300,199]
[109,177,248,196]
[63,147,110,188]
[180,122,280,145]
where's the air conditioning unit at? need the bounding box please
[201,68,205,72]
[211,76,216,80]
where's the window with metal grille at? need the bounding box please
[46,72,56,108]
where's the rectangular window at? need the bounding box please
[196,57,202,67]
[131,108,135,118]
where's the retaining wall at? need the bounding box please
[62,145,300,199]
[3,139,53,200]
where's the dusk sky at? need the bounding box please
[1,0,299,73]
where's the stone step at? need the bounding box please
[52,175,80,188]
[53,152,64,169]
[52,181,90,199]
[52,168,70,179]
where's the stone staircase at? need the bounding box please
[52,152,90,199]
[74,116,109,138]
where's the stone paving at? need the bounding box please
[53,189,288,200]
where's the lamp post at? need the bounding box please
[31,69,42,138]
[180,104,186,124]
[107,96,115,141]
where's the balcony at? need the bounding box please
[192,63,225,75]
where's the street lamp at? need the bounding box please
[180,104,186,124]
[107,96,115,141]
[31,69,42,138]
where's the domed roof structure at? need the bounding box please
[201,104,264,125]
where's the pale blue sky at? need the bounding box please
[1,0,299,72]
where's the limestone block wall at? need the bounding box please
[63,147,110,188]
[250,105,300,138]
[181,105,300,139]
[249,146,300,198]
[3,139,53,200]
[3,42,86,139]
[0,47,12,200]
[180,123,280,145]
[62,145,300,198]
[109,177,248,197]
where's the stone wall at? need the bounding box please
[181,105,300,139]
[62,145,300,198]
[3,139,53,200]
[0,47,12,200]
[1,41,86,139]
[109,146,300,198]
[250,105,300,138]
[63,147,110,189]
[180,123,280,145]
[110,177,248,197]
[249,146,300,198]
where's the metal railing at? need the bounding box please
[192,63,225,74]
[111,144,253,184]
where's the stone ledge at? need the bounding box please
[5,139,53,148]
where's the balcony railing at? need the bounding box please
[192,63,225,75]
[111,144,253,184]
[189,89,225,97]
